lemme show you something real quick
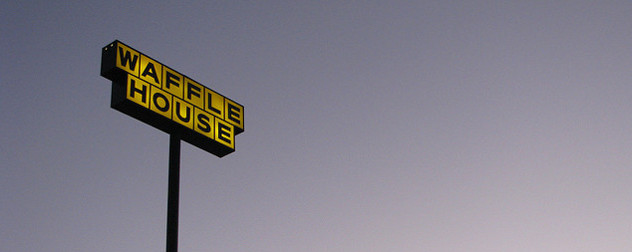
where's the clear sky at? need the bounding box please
[2,1,632,251]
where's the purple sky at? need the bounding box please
[2,1,632,251]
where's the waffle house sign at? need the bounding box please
[101,40,243,157]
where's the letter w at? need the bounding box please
[118,47,138,71]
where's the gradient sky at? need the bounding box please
[2,1,632,251]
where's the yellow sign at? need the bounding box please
[101,40,243,157]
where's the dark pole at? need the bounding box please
[167,134,181,252]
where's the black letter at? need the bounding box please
[175,101,191,122]
[153,93,170,112]
[118,47,138,70]
[227,103,241,125]
[206,92,222,115]
[187,83,201,100]
[141,63,160,84]
[196,113,211,133]
[129,79,147,103]
[217,122,232,145]
[165,71,180,89]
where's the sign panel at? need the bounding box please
[101,40,243,157]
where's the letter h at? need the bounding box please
[129,79,148,103]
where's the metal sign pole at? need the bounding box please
[166,134,181,252]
